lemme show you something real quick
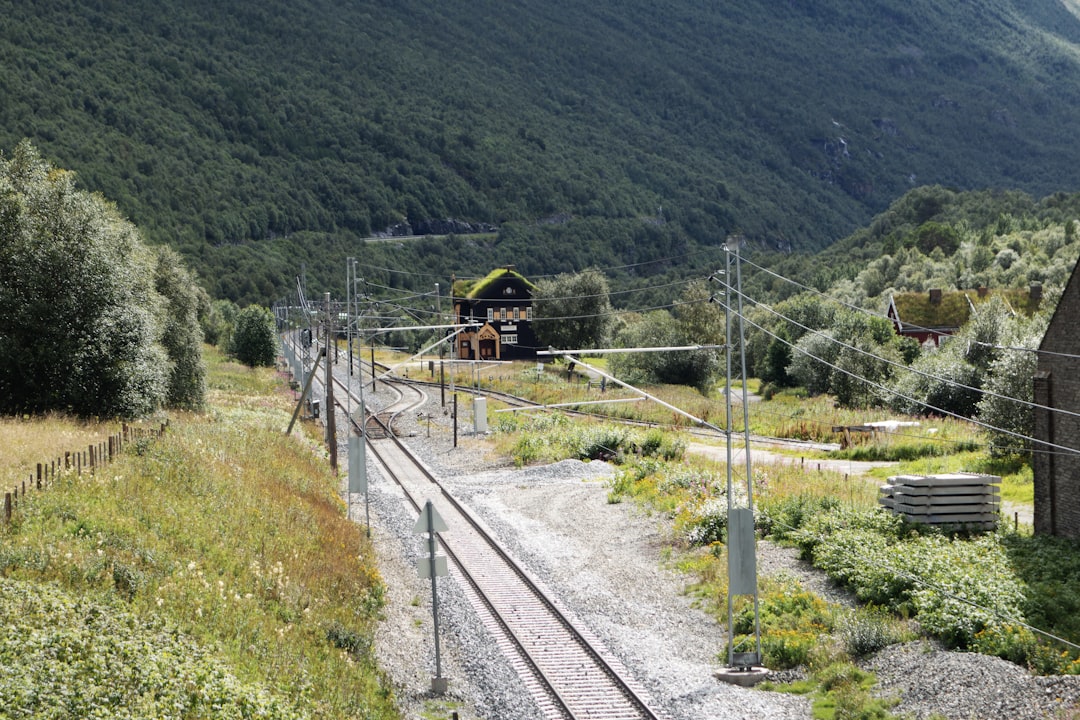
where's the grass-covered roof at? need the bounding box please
[890,288,1042,329]
[453,267,537,298]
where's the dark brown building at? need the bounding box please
[1033,271,1080,539]
[452,267,539,361]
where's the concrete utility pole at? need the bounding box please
[324,292,337,472]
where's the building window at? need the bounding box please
[526,306,533,321]
[487,307,494,322]
[501,334,518,345]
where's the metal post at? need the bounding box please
[723,249,736,668]
[357,334,370,539]
[324,293,338,472]
[732,238,762,664]
[427,501,444,689]
[347,257,353,381]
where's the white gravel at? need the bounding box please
[334,381,1080,720]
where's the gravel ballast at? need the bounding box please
[335,381,1080,720]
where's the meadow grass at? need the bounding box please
[1,414,127,487]
[0,347,397,719]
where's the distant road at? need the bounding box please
[361,232,497,244]
[361,234,429,243]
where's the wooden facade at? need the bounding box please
[453,267,539,361]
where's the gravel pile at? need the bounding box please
[337,381,1080,720]
[867,642,1080,720]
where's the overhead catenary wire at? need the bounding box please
[346,253,1076,458]
[741,254,1080,362]
[736,309,1080,458]
[736,288,1080,426]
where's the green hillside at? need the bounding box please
[5,0,1080,303]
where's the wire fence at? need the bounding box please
[2,421,168,525]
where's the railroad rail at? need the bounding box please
[332,373,667,720]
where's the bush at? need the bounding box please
[757,493,841,540]
[230,305,278,367]
[0,578,303,719]
[838,606,906,658]
[796,509,1029,650]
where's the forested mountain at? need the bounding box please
[6,0,1080,304]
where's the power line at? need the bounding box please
[740,255,1080,362]
[739,290,1080,426]
[737,311,1080,458]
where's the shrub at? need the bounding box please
[571,424,630,461]
[838,606,906,658]
[0,578,303,719]
[759,629,819,669]
[757,493,841,540]
[797,509,1029,650]
[230,305,277,367]
[683,496,727,546]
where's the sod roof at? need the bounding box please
[889,288,1042,329]
[453,267,537,299]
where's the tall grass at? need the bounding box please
[0,348,397,719]
[1,414,127,487]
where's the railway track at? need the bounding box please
[330,371,667,720]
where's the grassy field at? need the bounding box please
[0,347,398,719]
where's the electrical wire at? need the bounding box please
[741,255,1080,362]
[766,517,1080,654]
[737,309,1080,458]
[734,288,1080,425]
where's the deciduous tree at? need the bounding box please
[230,305,277,368]
[0,141,170,417]
[531,269,612,350]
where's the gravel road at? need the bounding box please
[336,384,1080,720]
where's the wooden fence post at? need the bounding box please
[4,492,10,523]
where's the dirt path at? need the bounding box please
[688,442,896,478]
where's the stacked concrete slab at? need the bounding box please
[878,472,1000,530]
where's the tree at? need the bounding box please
[976,314,1048,456]
[886,298,1011,417]
[787,331,840,396]
[0,141,170,418]
[608,305,720,394]
[201,298,238,348]
[154,246,207,410]
[230,305,277,367]
[531,269,612,350]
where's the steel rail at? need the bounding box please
[331,374,665,720]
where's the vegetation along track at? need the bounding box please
[331,372,668,720]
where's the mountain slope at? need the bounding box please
[4,0,1080,301]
